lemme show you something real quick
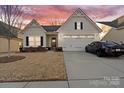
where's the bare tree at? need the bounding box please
[0,5,24,57]
[49,18,65,25]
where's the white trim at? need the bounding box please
[63,34,95,39]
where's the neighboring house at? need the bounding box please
[102,27,124,44]
[98,15,124,28]
[0,21,22,53]
[22,8,102,51]
[98,15,124,44]
[96,23,112,40]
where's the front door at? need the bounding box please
[51,38,56,47]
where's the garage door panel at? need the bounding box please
[62,38,94,51]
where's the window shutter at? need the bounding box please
[80,22,83,30]
[26,36,29,46]
[40,36,43,46]
[74,22,77,30]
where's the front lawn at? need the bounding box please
[0,52,67,82]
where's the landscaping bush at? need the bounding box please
[55,47,63,52]
[22,46,48,52]
[21,46,63,52]
[37,46,48,52]
[46,47,51,50]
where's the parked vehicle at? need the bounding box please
[85,41,124,57]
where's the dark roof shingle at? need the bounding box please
[42,26,61,32]
[0,21,16,38]
[98,15,124,28]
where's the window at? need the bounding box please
[103,41,119,47]
[80,22,83,30]
[95,42,102,48]
[29,36,41,47]
[77,22,80,30]
[26,36,29,46]
[74,22,83,30]
[35,37,40,46]
[90,42,95,46]
[40,36,43,46]
[29,36,34,46]
[74,22,77,30]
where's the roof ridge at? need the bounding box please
[72,8,85,16]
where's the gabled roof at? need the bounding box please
[98,21,117,27]
[30,19,39,25]
[23,19,61,32]
[24,19,40,29]
[57,8,102,32]
[98,15,124,28]
[0,21,20,37]
[72,8,86,16]
[42,25,61,32]
[23,8,102,33]
[22,19,46,33]
[0,21,17,38]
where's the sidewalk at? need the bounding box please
[0,81,68,88]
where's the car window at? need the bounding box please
[90,42,95,46]
[103,41,119,47]
[95,42,102,47]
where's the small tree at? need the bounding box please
[0,5,24,57]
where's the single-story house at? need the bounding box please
[22,8,102,51]
[0,21,22,53]
[98,15,124,44]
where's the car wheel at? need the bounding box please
[96,50,103,57]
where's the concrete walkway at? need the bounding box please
[0,52,124,88]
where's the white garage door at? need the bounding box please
[61,35,95,51]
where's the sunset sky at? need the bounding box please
[1,5,124,26]
[21,5,124,25]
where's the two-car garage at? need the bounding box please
[59,34,98,51]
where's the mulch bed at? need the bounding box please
[0,56,25,63]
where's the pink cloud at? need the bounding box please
[22,5,124,25]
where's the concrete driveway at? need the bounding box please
[64,52,124,88]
